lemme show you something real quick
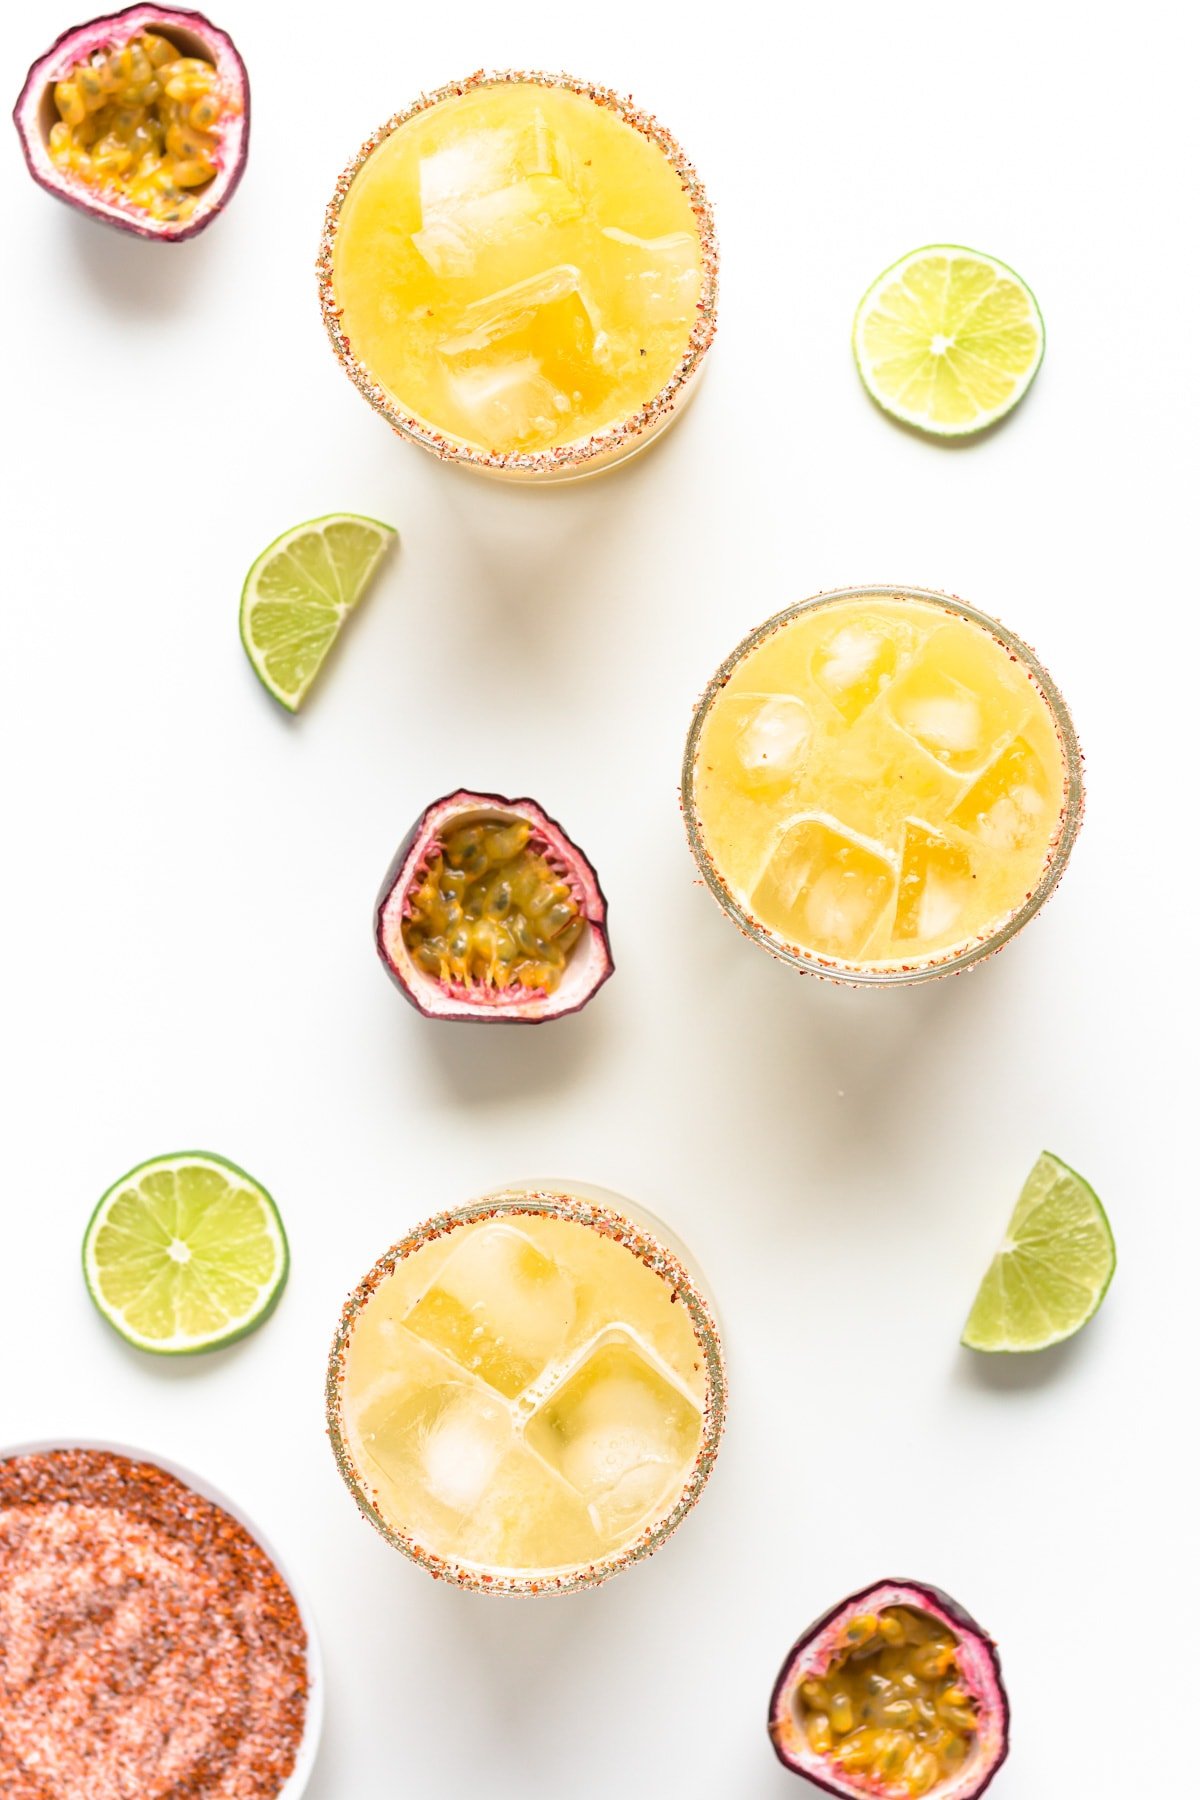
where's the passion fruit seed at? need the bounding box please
[796,1608,980,1797]
[48,34,234,222]
[402,819,584,995]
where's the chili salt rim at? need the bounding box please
[326,1185,726,1595]
[316,68,719,477]
[680,583,1085,988]
[0,1437,323,1798]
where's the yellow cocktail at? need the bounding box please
[319,72,717,479]
[683,588,1082,982]
[327,1184,724,1593]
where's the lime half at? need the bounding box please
[240,512,397,711]
[83,1152,289,1354]
[853,245,1044,436]
[962,1151,1115,1353]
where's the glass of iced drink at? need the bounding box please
[319,71,717,481]
[326,1183,725,1593]
[683,586,1083,984]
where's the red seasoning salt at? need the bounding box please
[0,1448,309,1799]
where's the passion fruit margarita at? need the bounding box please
[684,588,1082,982]
[320,72,717,478]
[327,1185,724,1593]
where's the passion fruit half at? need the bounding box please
[13,6,249,240]
[769,1580,1010,1798]
[375,790,613,1023]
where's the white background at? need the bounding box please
[3,2,1197,1795]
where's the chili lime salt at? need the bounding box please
[0,1448,308,1798]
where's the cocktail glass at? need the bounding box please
[318,71,717,483]
[682,585,1083,985]
[326,1181,725,1593]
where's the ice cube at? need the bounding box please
[601,226,695,257]
[412,120,584,278]
[405,1222,576,1398]
[896,691,982,756]
[417,132,513,218]
[413,135,515,279]
[886,664,991,771]
[435,266,604,446]
[443,357,566,447]
[600,226,702,326]
[752,815,897,957]
[950,736,1054,851]
[448,1442,598,1572]
[420,1392,510,1512]
[437,264,598,357]
[411,218,475,281]
[726,693,813,795]
[884,626,1028,774]
[526,1333,701,1534]
[894,821,974,944]
[360,1381,511,1520]
[517,106,578,186]
[813,622,901,723]
[413,179,585,278]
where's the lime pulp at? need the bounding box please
[853,244,1044,436]
[961,1151,1115,1353]
[82,1151,289,1354]
[239,512,397,710]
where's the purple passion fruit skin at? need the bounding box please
[13,6,249,242]
[375,790,614,1023]
[768,1579,1010,1799]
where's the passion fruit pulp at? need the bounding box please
[769,1580,1009,1798]
[375,791,613,1023]
[13,6,249,240]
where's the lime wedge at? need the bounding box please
[83,1152,289,1354]
[853,245,1044,436]
[240,512,397,711]
[961,1152,1115,1353]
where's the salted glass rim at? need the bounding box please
[325,1184,727,1595]
[680,584,1085,987]
[317,68,719,476]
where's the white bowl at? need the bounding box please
[0,1437,324,1798]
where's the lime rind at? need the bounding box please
[961,1151,1115,1354]
[82,1151,289,1355]
[853,243,1045,438]
[239,512,397,712]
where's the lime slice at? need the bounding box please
[240,512,397,711]
[853,245,1045,436]
[83,1152,289,1354]
[961,1151,1115,1353]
